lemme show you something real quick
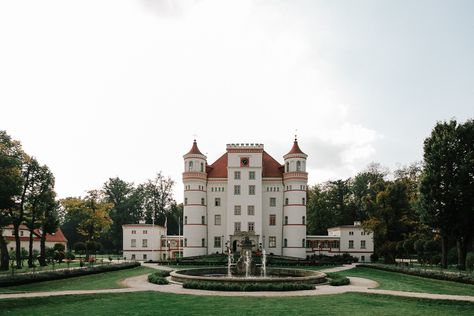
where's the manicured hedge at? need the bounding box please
[148,272,169,285]
[358,264,474,285]
[0,262,141,287]
[326,273,350,286]
[182,281,315,291]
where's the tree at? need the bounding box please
[24,164,56,267]
[419,120,473,269]
[38,196,59,266]
[102,177,144,251]
[61,191,112,259]
[0,131,24,270]
[140,172,174,227]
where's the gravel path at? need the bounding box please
[1,263,473,303]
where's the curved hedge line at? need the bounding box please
[0,262,141,287]
[358,264,474,285]
[183,281,315,291]
[148,270,170,285]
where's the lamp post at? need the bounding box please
[221,235,224,254]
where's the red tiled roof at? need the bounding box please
[5,225,67,243]
[286,139,306,155]
[207,153,228,178]
[206,151,283,179]
[262,151,284,178]
[41,228,68,243]
[185,140,204,156]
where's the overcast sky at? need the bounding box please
[1,0,473,202]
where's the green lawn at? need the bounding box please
[0,266,156,294]
[0,292,473,316]
[339,267,474,296]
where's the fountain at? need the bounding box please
[170,234,326,288]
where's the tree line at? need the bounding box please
[307,119,474,270]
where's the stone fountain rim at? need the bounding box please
[170,267,327,284]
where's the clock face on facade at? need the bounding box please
[240,157,249,167]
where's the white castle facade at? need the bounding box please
[122,139,374,262]
[184,139,310,259]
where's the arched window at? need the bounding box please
[184,238,187,247]
[200,162,204,172]
[284,238,288,248]
[201,216,205,224]
[284,216,288,225]
[296,161,301,171]
[286,162,289,172]
[184,216,188,224]
[188,161,193,171]
[201,238,205,247]
[302,216,305,225]
[302,239,306,248]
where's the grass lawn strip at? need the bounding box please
[0,291,473,316]
[0,266,156,294]
[339,267,474,296]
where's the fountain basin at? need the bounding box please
[170,267,326,285]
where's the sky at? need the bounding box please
[0,0,473,202]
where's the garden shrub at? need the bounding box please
[182,281,314,291]
[466,252,474,272]
[326,273,350,286]
[148,272,169,285]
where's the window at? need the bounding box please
[200,162,204,172]
[269,236,276,248]
[202,238,205,247]
[284,238,288,248]
[234,185,241,195]
[20,231,24,237]
[349,240,354,249]
[302,198,306,205]
[184,238,187,247]
[189,161,193,171]
[361,255,365,262]
[234,222,241,232]
[361,240,366,249]
[302,239,305,248]
[269,214,276,226]
[270,197,276,207]
[302,216,305,225]
[215,198,221,207]
[142,239,148,248]
[286,162,289,172]
[184,216,187,224]
[184,198,188,205]
[247,205,255,215]
[249,171,255,180]
[214,236,221,248]
[296,161,301,171]
[201,216,205,225]
[234,171,241,179]
[143,230,147,234]
[234,205,241,215]
[284,216,288,225]
[131,239,136,248]
[143,254,147,260]
[201,198,205,205]
[248,222,255,232]
[131,254,136,260]
[349,231,354,236]
[249,185,255,195]
[131,230,136,234]
[285,198,289,205]
[215,214,221,225]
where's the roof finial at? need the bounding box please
[294,129,298,142]
[193,133,197,142]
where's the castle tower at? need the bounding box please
[183,140,208,257]
[282,138,308,258]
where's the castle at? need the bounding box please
[122,139,374,262]
[183,139,308,258]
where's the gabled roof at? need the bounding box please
[185,140,204,156]
[207,153,228,178]
[206,151,283,179]
[262,151,284,178]
[4,225,67,243]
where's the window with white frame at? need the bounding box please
[215,214,221,225]
[269,214,276,226]
[270,197,276,207]
[234,171,241,179]
[215,198,221,207]
[269,236,276,248]
[248,222,255,232]
[131,239,136,248]
[249,185,255,195]
[249,171,255,180]
[234,185,241,195]
[247,205,255,215]
[361,240,366,249]
[214,236,221,248]
[142,239,148,248]
[349,240,354,249]
[234,222,241,232]
[234,205,241,215]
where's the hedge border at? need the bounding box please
[182,281,315,291]
[358,264,474,285]
[0,261,141,287]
